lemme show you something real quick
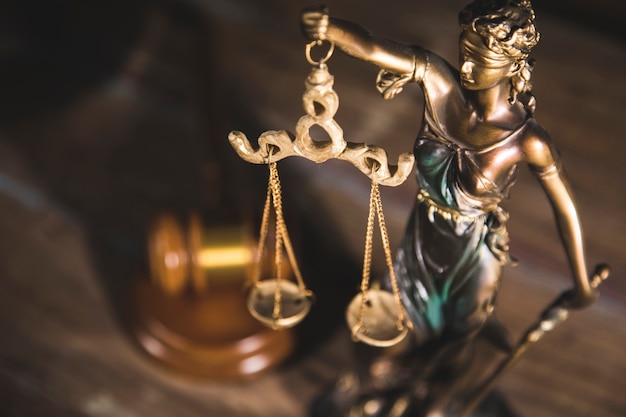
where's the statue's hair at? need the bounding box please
[459,0,540,59]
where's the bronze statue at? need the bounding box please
[297,1,603,416]
[228,0,608,415]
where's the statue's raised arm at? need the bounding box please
[301,6,420,77]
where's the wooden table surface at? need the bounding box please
[0,1,624,417]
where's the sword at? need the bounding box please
[459,263,611,417]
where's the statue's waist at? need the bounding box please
[416,188,499,220]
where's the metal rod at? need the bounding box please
[458,263,610,417]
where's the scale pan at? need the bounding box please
[247,280,312,330]
[346,289,409,347]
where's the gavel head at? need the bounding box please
[147,211,293,297]
[147,211,257,296]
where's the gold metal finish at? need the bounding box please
[347,179,411,347]
[346,290,408,348]
[305,39,334,66]
[247,280,312,330]
[228,41,415,187]
[230,39,415,333]
[247,161,313,330]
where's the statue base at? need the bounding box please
[311,386,519,417]
[130,278,294,379]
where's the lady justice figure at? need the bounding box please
[302,0,597,415]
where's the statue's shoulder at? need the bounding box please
[518,118,561,169]
[519,118,550,144]
[416,49,462,102]
[420,49,458,83]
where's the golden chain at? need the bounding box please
[372,182,407,330]
[355,180,408,335]
[270,162,284,321]
[270,165,309,296]
[254,157,309,323]
[354,178,379,336]
[252,180,272,286]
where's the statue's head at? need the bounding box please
[458,0,539,106]
[459,0,539,59]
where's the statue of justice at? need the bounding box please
[228,0,609,416]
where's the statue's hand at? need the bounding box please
[301,5,329,41]
[551,264,609,311]
[555,287,599,310]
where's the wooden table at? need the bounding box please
[1,1,624,416]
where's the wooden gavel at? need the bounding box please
[147,211,290,296]
[134,211,296,379]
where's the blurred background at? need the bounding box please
[0,1,624,416]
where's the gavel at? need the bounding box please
[132,210,295,379]
[147,211,291,295]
